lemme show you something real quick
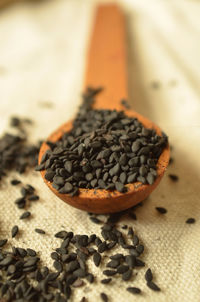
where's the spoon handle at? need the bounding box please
[85,4,128,111]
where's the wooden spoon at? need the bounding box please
[38,4,170,213]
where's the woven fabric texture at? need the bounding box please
[0,0,200,301]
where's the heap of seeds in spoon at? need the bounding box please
[36,88,168,196]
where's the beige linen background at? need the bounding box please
[0,0,200,301]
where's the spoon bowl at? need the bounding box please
[39,108,169,213]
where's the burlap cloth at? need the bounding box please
[0,0,200,301]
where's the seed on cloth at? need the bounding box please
[168,174,179,182]
[127,287,141,294]
[35,228,45,234]
[101,278,112,284]
[10,179,21,185]
[0,239,7,247]
[100,292,108,302]
[20,211,31,219]
[93,252,101,267]
[186,218,195,224]
[11,225,19,238]
[155,207,167,214]
[145,268,153,282]
[147,281,161,291]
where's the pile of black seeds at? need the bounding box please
[36,88,168,195]
[0,217,150,301]
[0,117,41,180]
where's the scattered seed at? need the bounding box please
[20,211,31,219]
[101,278,112,284]
[89,216,102,224]
[156,207,167,214]
[98,241,107,253]
[0,239,7,247]
[147,281,161,291]
[86,273,94,283]
[27,248,37,257]
[93,252,101,267]
[28,195,39,201]
[10,179,21,185]
[145,268,153,282]
[106,260,119,269]
[127,287,141,294]
[100,292,108,302]
[103,270,117,276]
[11,225,19,238]
[186,218,195,224]
[168,174,179,182]
[122,269,132,281]
[35,228,45,234]
[17,247,27,257]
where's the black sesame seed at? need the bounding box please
[186,218,195,224]
[66,260,80,273]
[17,247,27,257]
[136,244,144,255]
[35,228,45,234]
[103,270,117,276]
[0,256,13,266]
[147,281,161,291]
[20,211,31,219]
[53,260,63,272]
[11,225,19,238]
[106,260,119,269]
[27,248,37,257]
[127,287,141,294]
[11,179,21,185]
[86,273,94,283]
[28,195,39,201]
[115,182,125,193]
[117,265,129,274]
[93,252,101,267]
[110,254,124,261]
[46,272,60,282]
[51,252,60,261]
[89,216,102,224]
[24,257,39,267]
[125,255,135,268]
[100,292,108,302]
[122,269,132,281]
[0,239,7,247]
[107,241,116,249]
[127,227,134,237]
[98,241,107,253]
[168,174,179,182]
[121,224,128,229]
[156,207,167,214]
[54,231,68,239]
[145,268,153,282]
[73,268,86,278]
[135,258,145,267]
[133,235,139,246]
[101,278,112,284]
